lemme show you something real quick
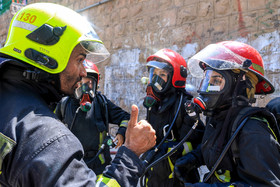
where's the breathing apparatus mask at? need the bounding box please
[74,76,98,112]
[193,68,235,113]
[143,61,173,108]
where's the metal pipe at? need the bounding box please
[76,0,113,13]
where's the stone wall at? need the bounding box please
[1,0,280,119]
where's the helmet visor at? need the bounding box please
[188,44,247,78]
[80,40,110,64]
[74,77,97,99]
[147,60,173,72]
[198,70,226,93]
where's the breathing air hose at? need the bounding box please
[140,93,183,166]
[140,120,199,187]
[203,117,249,182]
[86,94,115,165]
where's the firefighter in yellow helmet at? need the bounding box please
[0,3,156,186]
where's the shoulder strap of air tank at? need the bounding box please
[60,96,70,120]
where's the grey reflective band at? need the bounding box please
[12,20,38,31]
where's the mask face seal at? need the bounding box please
[74,77,97,100]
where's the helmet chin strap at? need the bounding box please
[232,59,253,107]
[232,72,246,108]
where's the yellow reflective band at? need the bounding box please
[96,175,120,187]
[120,120,128,128]
[206,83,210,92]
[99,132,106,164]
[99,153,105,165]
[99,132,105,147]
[252,63,264,75]
[182,142,193,156]
[267,125,278,141]
[167,147,174,179]
[214,170,231,183]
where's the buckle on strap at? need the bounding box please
[23,70,41,81]
[163,124,174,141]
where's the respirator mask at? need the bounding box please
[143,61,172,108]
[193,68,233,113]
[74,77,97,112]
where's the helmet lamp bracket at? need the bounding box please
[180,65,188,78]
[26,24,66,45]
[25,48,58,69]
[242,59,252,68]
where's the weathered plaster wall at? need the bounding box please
[1,0,280,119]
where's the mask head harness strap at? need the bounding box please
[232,59,252,107]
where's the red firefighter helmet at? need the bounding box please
[83,59,99,85]
[146,48,188,88]
[188,41,274,94]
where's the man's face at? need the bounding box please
[60,44,87,95]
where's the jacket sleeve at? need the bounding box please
[55,146,144,187]
[104,95,130,123]
[102,94,130,137]
[100,146,145,187]
[46,130,143,187]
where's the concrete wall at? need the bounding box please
[1,0,280,119]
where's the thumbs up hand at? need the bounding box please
[124,105,156,157]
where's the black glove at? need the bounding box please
[175,152,200,183]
